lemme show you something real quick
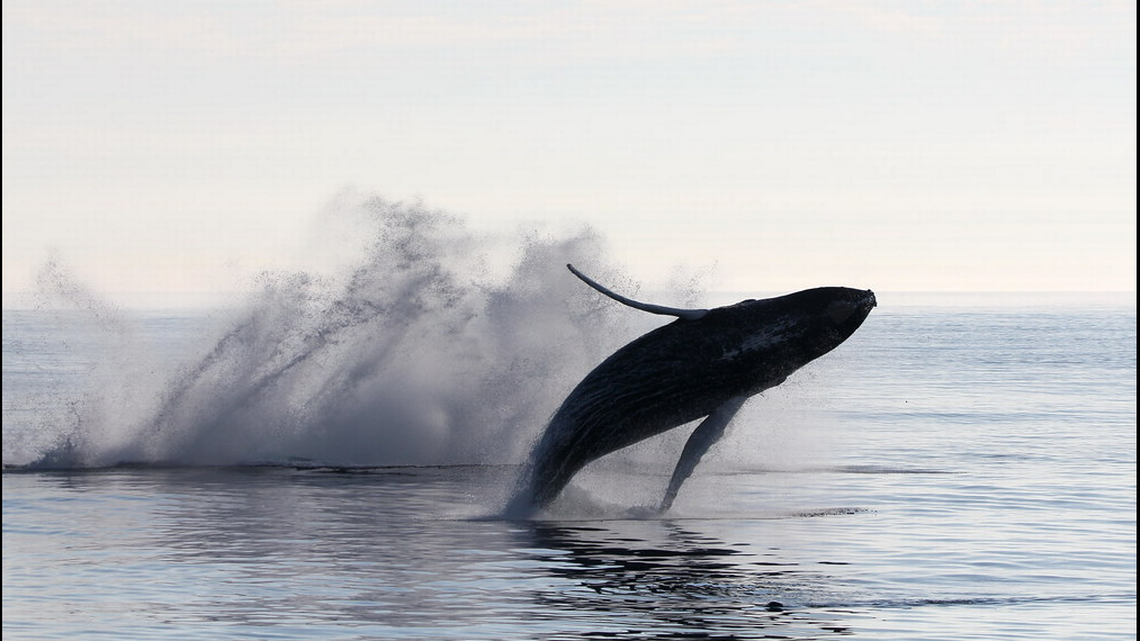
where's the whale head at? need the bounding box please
[710,287,876,391]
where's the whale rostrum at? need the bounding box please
[510,264,876,513]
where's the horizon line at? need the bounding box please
[3,289,1135,312]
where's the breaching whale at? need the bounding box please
[510,264,876,513]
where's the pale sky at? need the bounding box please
[3,0,1136,303]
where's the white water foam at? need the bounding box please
[10,194,710,469]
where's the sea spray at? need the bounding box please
[6,195,676,469]
[3,259,160,467]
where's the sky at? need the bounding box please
[2,0,1136,304]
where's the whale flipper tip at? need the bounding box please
[567,264,708,321]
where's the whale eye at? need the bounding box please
[827,299,857,324]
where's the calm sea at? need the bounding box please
[3,293,1136,640]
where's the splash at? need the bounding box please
[6,195,663,469]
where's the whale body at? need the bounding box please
[511,265,876,513]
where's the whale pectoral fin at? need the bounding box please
[659,395,750,513]
[567,264,709,321]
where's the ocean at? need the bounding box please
[2,236,1136,640]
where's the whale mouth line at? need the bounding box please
[826,291,876,324]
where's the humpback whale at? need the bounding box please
[510,265,876,513]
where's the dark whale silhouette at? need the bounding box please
[510,265,876,513]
